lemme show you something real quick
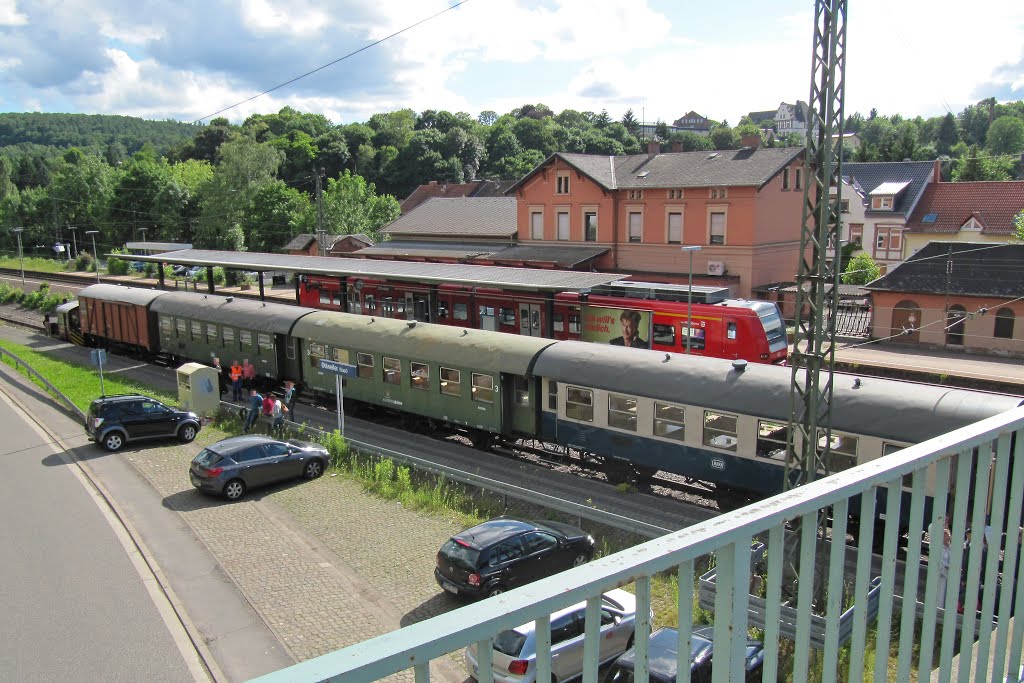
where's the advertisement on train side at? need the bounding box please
[581,305,652,349]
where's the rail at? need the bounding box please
[251,406,1024,683]
[0,347,86,423]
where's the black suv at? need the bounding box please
[86,394,201,452]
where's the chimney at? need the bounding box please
[647,140,660,157]
[428,180,438,186]
[671,141,683,153]
[933,158,942,182]
[740,133,762,148]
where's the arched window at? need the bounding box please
[891,300,921,343]
[946,305,967,346]
[994,308,1015,339]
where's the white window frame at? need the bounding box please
[708,208,727,245]
[556,172,571,195]
[628,210,643,243]
[530,208,544,240]
[557,210,570,240]
[666,209,683,244]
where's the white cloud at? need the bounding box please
[237,0,330,37]
[0,0,27,26]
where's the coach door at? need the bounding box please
[407,293,431,322]
[519,304,543,337]
[502,374,536,436]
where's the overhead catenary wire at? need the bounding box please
[193,0,474,124]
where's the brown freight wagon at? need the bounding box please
[77,284,164,353]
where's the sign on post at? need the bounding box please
[90,348,108,396]
[319,359,356,435]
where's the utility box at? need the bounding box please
[176,362,220,417]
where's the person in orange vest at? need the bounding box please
[229,360,243,401]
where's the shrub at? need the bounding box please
[74,251,95,272]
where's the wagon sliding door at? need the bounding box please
[501,373,536,436]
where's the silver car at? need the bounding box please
[465,589,639,683]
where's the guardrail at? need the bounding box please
[0,346,86,423]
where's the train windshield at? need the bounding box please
[753,303,787,352]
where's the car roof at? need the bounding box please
[452,517,551,549]
[509,589,636,637]
[93,394,156,404]
[208,435,280,453]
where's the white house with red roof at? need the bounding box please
[902,181,1024,257]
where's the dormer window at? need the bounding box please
[961,217,983,232]
[872,196,894,210]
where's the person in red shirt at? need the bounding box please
[242,359,256,398]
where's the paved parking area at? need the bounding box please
[123,428,471,682]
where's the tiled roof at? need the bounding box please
[352,241,500,260]
[282,234,341,251]
[865,241,1024,297]
[332,233,375,247]
[353,241,609,269]
[747,110,777,124]
[512,147,803,193]
[843,161,937,218]
[400,179,515,214]
[481,244,608,268]
[384,197,517,238]
[904,181,1024,235]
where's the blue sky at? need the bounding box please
[0,0,1021,126]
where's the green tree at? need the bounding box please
[594,109,611,128]
[621,109,640,137]
[985,116,1024,156]
[1014,210,1024,241]
[952,145,1014,181]
[478,110,498,126]
[367,109,416,149]
[47,150,115,234]
[710,125,740,150]
[512,118,558,157]
[841,252,881,285]
[196,138,283,248]
[240,181,309,252]
[669,131,714,152]
[302,171,399,242]
[936,113,959,156]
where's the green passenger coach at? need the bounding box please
[150,293,312,383]
[290,313,556,446]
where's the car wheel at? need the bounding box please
[223,479,246,501]
[303,458,324,479]
[102,431,125,452]
[485,585,505,598]
[571,552,591,567]
[178,423,198,443]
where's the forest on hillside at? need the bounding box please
[1,99,1022,261]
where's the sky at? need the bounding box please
[1,0,1022,127]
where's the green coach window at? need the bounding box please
[175,318,187,336]
[357,353,374,379]
[206,323,218,343]
[411,362,431,391]
[257,333,272,349]
[440,368,461,396]
[471,373,494,403]
[383,357,401,385]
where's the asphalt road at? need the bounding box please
[0,380,197,681]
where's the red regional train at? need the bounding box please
[297,276,789,364]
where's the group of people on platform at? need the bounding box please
[210,357,297,436]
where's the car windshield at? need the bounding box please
[193,448,223,467]
[440,539,480,569]
[493,630,527,657]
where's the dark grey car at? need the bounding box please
[86,394,200,452]
[189,435,329,501]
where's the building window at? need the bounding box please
[357,352,374,379]
[782,168,790,190]
[584,212,598,241]
[565,386,593,422]
[994,309,1015,339]
[556,172,570,194]
[557,211,569,240]
[608,394,638,432]
[667,212,682,244]
[628,212,643,243]
[872,196,894,210]
[383,356,401,385]
[654,403,685,441]
[667,189,683,199]
[530,211,543,239]
[849,223,863,245]
[703,410,738,451]
[472,373,494,403]
[874,226,902,260]
[709,212,726,245]
[628,190,644,200]
[440,367,461,396]
[410,362,430,391]
[710,188,727,199]
[795,168,802,189]
[840,198,850,213]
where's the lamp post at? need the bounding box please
[68,226,78,259]
[12,227,25,286]
[86,230,100,283]
[681,245,702,354]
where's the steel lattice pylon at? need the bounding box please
[784,0,847,493]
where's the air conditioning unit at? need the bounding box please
[707,261,726,276]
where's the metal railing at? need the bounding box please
[0,346,85,422]
[250,406,1024,683]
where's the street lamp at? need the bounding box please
[12,227,25,286]
[86,230,100,283]
[681,245,702,354]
